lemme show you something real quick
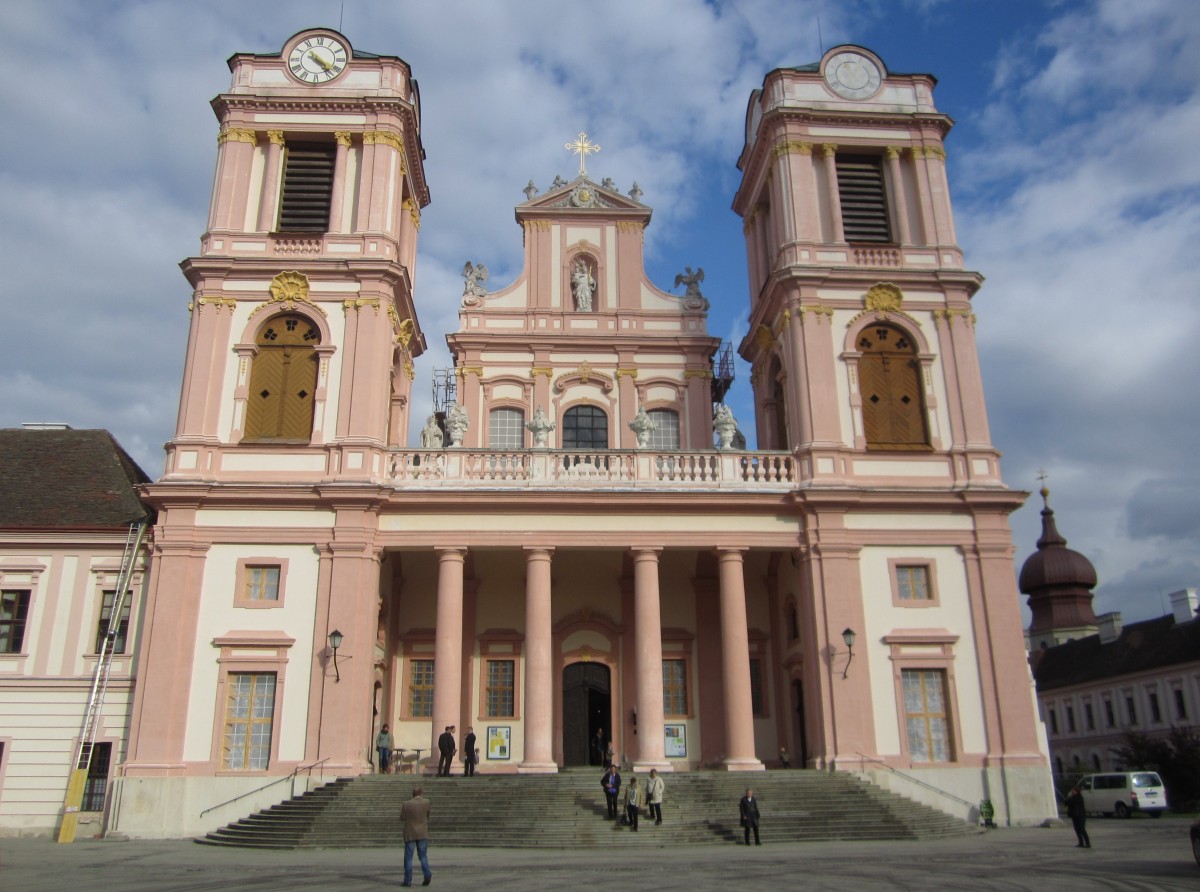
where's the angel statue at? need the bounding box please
[674,266,705,300]
[462,261,489,300]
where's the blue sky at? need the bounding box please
[2,0,1198,625]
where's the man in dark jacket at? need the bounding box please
[1065,786,1090,848]
[601,763,622,819]
[401,785,432,886]
[739,788,761,845]
[437,726,456,776]
[463,727,477,777]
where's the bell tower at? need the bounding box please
[166,28,429,482]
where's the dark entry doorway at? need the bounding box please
[563,662,611,766]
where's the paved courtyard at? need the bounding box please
[2,816,1197,891]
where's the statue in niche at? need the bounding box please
[629,406,658,449]
[713,403,739,450]
[445,403,469,447]
[525,405,556,447]
[572,258,596,311]
[462,261,489,303]
[420,415,444,448]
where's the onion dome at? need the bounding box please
[1019,488,1098,635]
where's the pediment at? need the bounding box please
[518,176,648,213]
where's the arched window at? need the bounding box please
[488,407,525,448]
[562,405,608,449]
[244,313,321,442]
[857,323,929,450]
[646,409,680,450]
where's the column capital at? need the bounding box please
[630,546,663,560]
[522,545,556,558]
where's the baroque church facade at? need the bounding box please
[108,30,1055,836]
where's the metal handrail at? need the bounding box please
[199,758,331,818]
[854,752,978,811]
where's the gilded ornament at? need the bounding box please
[403,358,415,380]
[771,140,812,160]
[821,143,838,157]
[885,146,901,160]
[267,130,286,146]
[756,324,775,352]
[395,318,414,350]
[402,198,420,230]
[334,131,353,148]
[530,367,553,379]
[864,283,904,312]
[217,126,257,145]
[685,369,712,380]
[615,368,638,380]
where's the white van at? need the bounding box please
[1078,771,1168,818]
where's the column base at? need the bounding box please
[516,761,559,774]
[632,760,673,774]
[719,757,766,772]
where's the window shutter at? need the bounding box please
[836,154,891,243]
[277,143,336,232]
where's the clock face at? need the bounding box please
[824,52,882,100]
[288,35,348,84]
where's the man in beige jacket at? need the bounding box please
[401,786,432,886]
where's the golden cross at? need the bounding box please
[565,131,601,177]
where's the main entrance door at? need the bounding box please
[562,662,611,766]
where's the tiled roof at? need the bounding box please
[0,428,152,529]
[1033,614,1200,690]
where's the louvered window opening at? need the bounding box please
[836,154,892,243]
[278,142,336,232]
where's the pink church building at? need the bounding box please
[106,31,1055,836]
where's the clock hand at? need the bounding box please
[308,50,333,71]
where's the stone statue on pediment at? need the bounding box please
[714,403,739,450]
[526,405,555,447]
[629,407,658,449]
[420,415,444,449]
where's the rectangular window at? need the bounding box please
[0,590,30,654]
[1047,707,1058,735]
[1149,692,1161,724]
[94,590,132,654]
[647,409,681,451]
[80,742,112,812]
[836,154,892,243]
[1066,705,1076,734]
[902,669,952,762]
[277,142,336,232]
[662,659,688,716]
[896,566,931,601]
[1125,695,1137,726]
[244,566,281,602]
[1084,702,1095,731]
[1174,688,1188,721]
[488,408,526,449]
[486,659,515,718]
[222,672,276,770]
[408,659,434,718]
[1104,699,1115,728]
[749,659,764,716]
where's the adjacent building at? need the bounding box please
[0,30,1054,838]
[0,425,151,836]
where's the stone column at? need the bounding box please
[256,131,285,232]
[821,145,844,243]
[430,547,466,770]
[328,131,352,234]
[519,547,557,772]
[717,548,764,770]
[632,548,670,772]
[885,147,911,245]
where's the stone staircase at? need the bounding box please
[197,768,980,849]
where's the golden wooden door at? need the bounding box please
[244,314,320,441]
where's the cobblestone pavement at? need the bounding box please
[2,816,1197,891]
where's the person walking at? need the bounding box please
[592,728,607,766]
[1065,786,1091,848]
[376,724,394,774]
[646,768,665,825]
[625,775,643,831]
[463,727,477,777]
[437,726,456,777]
[401,785,433,887]
[739,788,761,846]
[602,763,621,819]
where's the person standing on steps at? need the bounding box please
[401,785,433,887]
[376,724,394,774]
[437,725,456,777]
[602,763,621,820]
[1065,786,1091,849]
[739,788,761,846]
[592,728,607,766]
[463,727,477,777]
[625,775,643,831]
[646,768,665,825]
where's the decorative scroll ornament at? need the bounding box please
[266,270,324,316]
[395,318,415,350]
[864,283,903,312]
